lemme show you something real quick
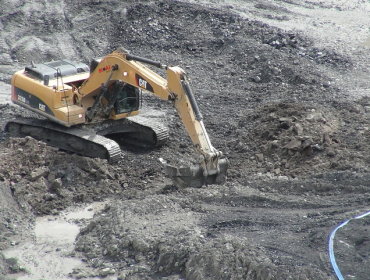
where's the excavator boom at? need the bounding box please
[78,48,228,187]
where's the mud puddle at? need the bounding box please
[3,201,113,280]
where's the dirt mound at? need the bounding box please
[230,99,370,179]
[0,137,123,215]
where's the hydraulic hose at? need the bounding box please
[328,210,370,279]
[183,80,203,122]
[125,53,165,69]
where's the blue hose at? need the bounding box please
[328,210,370,279]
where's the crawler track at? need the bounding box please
[93,115,169,147]
[5,116,169,163]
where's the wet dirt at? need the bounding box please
[1,0,370,279]
[3,202,111,280]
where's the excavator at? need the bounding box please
[5,47,228,188]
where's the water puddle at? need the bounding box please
[3,201,114,280]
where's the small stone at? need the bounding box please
[75,273,87,279]
[50,178,63,195]
[279,117,291,122]
[132,238,149,253]
[30,167,49,182]
[327,150,336,157]
[118,271,130,280]
[266,162,273,171]
[302,146,313,156]
[284,139,302,150]
[255,153,264,162]
[312,144,324,151]
[14,175,22,182]
[6,257,21,273]
[294,123,303,135]
[71,268,82,274]
[47,172,56,182]
[364,106,370,113]
[306,112,325,122]
[301,138,313,149]
[274,168,281,175]
[51,178,62,189]
[322,132,331,144]
[323,81,331,88]
[253,76,261,83]
[271,140,279,148]
[44,193,56,201]
[271,67,280,75]
[99,268,115,277]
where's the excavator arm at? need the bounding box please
[79,48,228,187]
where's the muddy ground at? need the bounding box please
[1,0,370,279]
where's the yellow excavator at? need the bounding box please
[5,47,228,188]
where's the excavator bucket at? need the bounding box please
[160,158,229,188]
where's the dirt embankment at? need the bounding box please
[2,0,370,279]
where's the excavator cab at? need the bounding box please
[114,85,139,115]
[98,81,140,120]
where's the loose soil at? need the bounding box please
[1,0,370,279]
